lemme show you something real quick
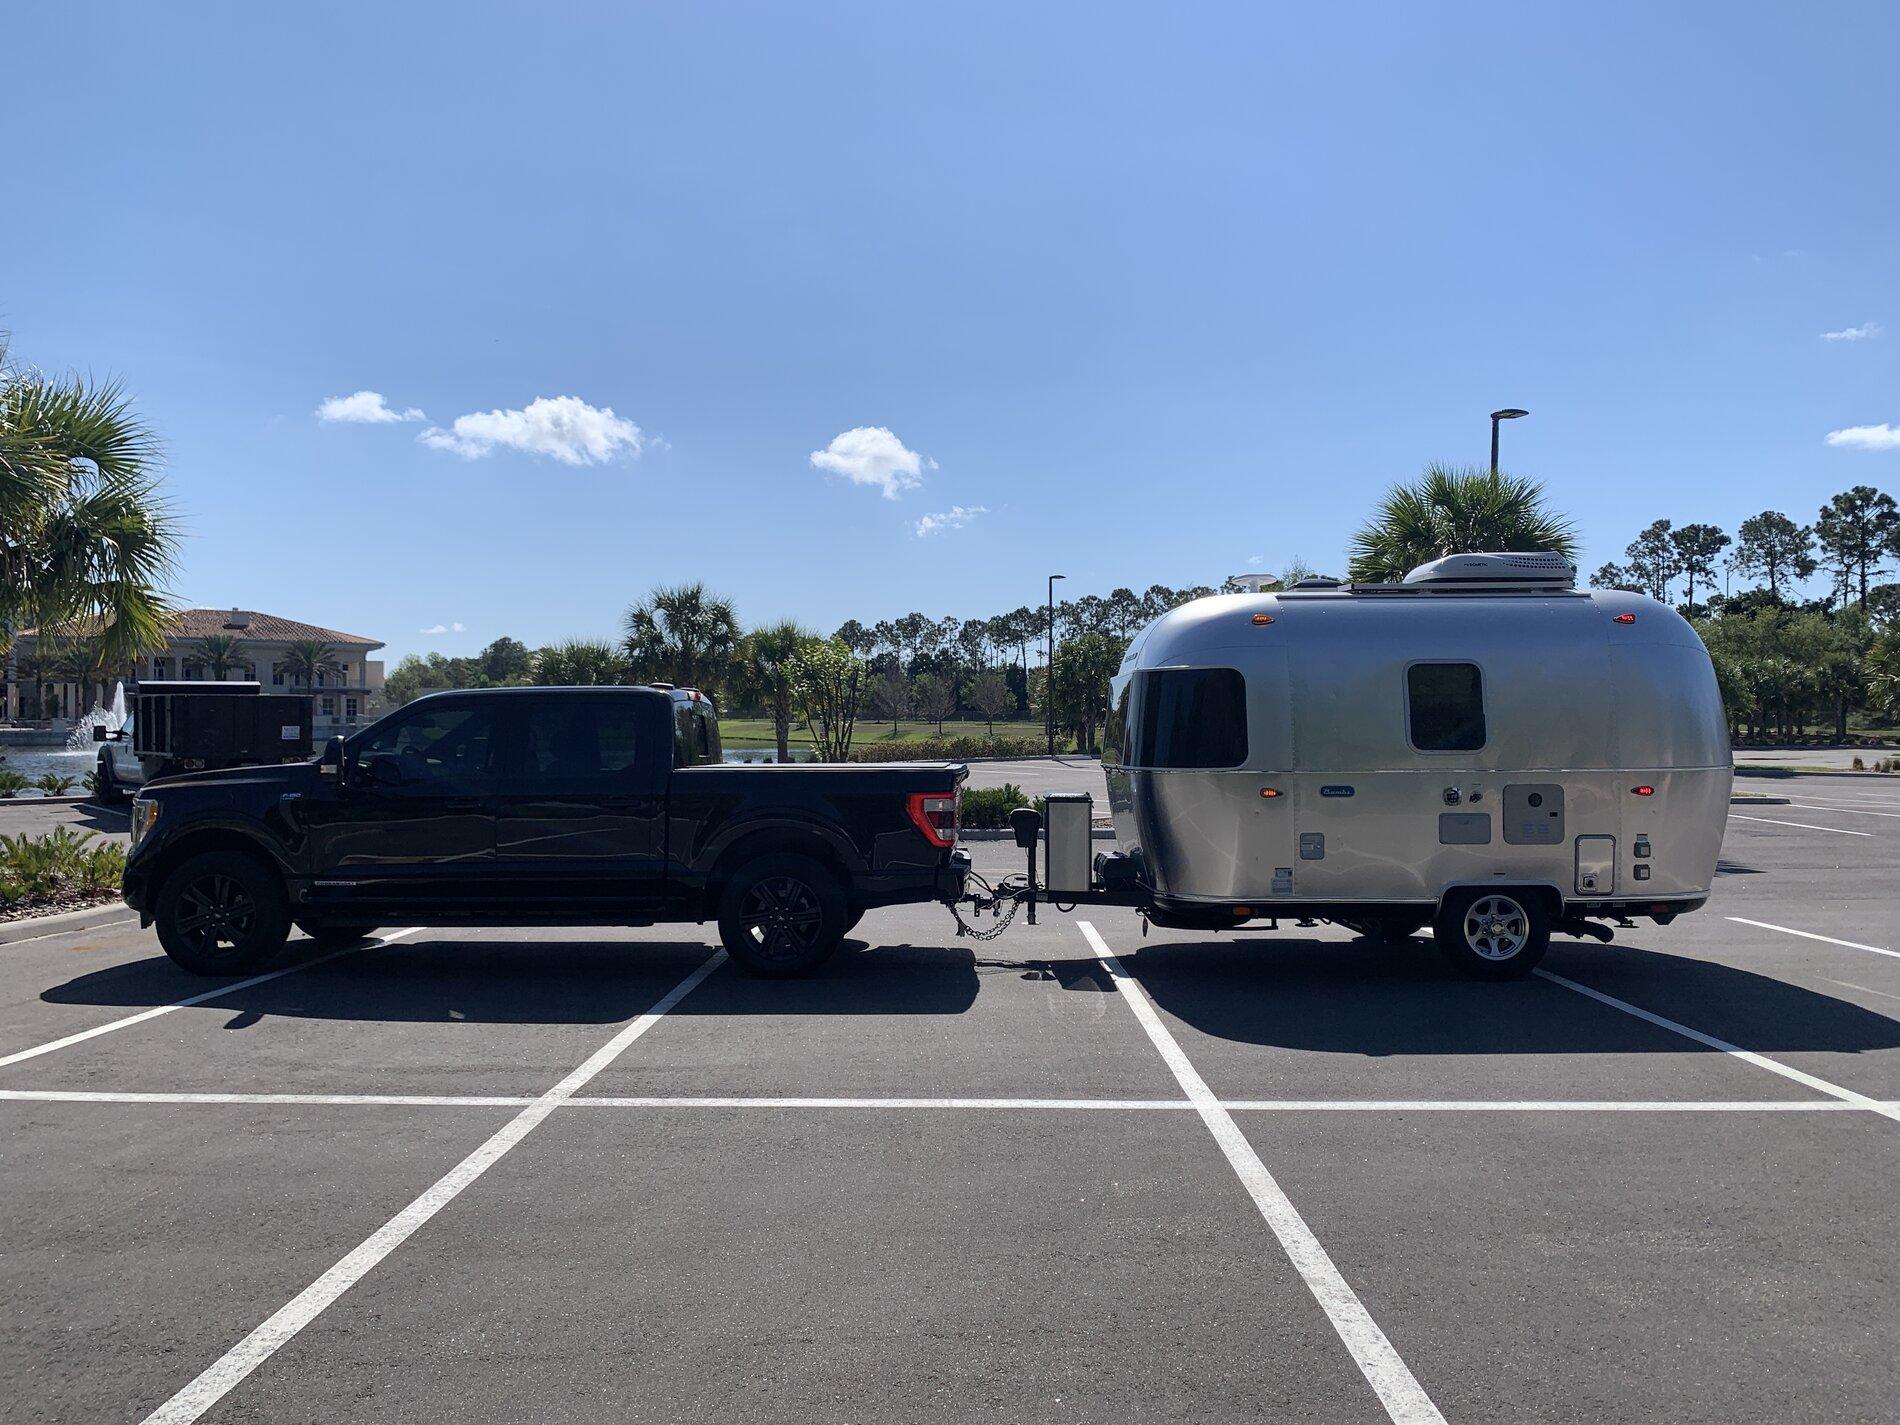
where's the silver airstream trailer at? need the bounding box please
[1094,552,1732,978]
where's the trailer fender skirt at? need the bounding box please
[1555,917,1615,944]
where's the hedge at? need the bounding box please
[846,735,1050,763]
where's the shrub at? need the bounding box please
[1852,756,1866,771]
[961,782,1032,829]
[34,772,77,796]
[0,828,125,905]
[0,770,29,798]
[847,735,1052,763]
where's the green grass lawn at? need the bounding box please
[719,716,1041,748]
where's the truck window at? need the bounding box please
[520,700,644,779]
[356,703,496,783]
[1407,662,1486,751]
[1131,668,1247,768]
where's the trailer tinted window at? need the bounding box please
[1132,668,1247,768]
[1407,663,1486,751]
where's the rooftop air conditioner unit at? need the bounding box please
[1401,552,1577,587]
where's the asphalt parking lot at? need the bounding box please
[2,772,1897,1424]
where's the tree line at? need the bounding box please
[1587,486,1900,738]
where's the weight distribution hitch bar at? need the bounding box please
[945,804,1143,941]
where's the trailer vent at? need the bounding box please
[1400,552,1577,588]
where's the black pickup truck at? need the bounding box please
[122,686,969,978]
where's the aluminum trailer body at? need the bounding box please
[1099,553,1731,955]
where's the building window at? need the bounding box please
[271,668,284,686]
[345,697,359,719]
[1407,663,1486,752]
[151,657,167,678]
[321,696,336,716]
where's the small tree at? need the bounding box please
[194,633,244,681]
[1814,486,1899,608]
[1668,523,1731,611]
[789,637,862,762]
[969,669,1012,733]
[1622,520,1678,603]
[478,637,533,684]
[277,638,342,694]
[869,662,908,735]
[912,673,955,734]
[534,640,627,686]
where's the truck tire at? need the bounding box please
[155,850,292,976]
[95,754,121,804]
[718,853,848,978]
[1433,888,1549,980]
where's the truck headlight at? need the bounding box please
[130,798,160,848]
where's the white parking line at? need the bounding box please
[138,949,726,1425]
[0,929,422,1071]
[1782,802,1900,819]
[1726,916,1899,960]
[1729,814,1872,836]
[6,1088,1892,1112]
[1080,920,1447,1425]
[1534,968,1900,1124]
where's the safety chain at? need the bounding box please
[947,874,1030,941]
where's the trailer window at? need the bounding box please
[1407,663,1486,752]
[1132,668,1247,768]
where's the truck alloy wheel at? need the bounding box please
[718,853,847,978]
[155,850,292,975]
[1433,888,1549,980]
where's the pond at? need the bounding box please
[0,746,96,795]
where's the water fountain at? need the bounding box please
[65,681,128,751]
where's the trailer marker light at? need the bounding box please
[1232,906,1253,917]
[1259,787,1282,798]
[1631,785,1655,796]
[1613,613,1637,624]
[1251,614,1275,625]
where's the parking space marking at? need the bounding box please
[6,1088,1896,1113]
[1080,921,1448,1425]
[1782,802,1900,819]
[0,929,422,1071]
[1728,814,1872,837]
[0,911,138,946]
[1727,917,1899,961]
[1535,969,1900,1123]
[137,949,726,1425]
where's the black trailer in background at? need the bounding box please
[100,681,313,781]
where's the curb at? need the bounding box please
[0,901,137,945]
[1731,796,1791,806]
[960,827,1117,842]
[0,796,96,809]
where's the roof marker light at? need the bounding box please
[1251,613,1275,625]
[1260,787,1282,798]
[1613,613,1637,624]
[1631,785,1655,797]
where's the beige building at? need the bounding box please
[5,608,385,739]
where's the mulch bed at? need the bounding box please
[0,890,126,930]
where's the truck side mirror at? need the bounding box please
[92,724,108,743]
[1009,806,1043,850]
[317,735,345,778]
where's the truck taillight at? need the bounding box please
[907,792,959,848]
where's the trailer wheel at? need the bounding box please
[1434,889,1549,980]
[718,853,848,978]
[155,850,292,976]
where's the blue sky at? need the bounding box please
[7,3,1899,663]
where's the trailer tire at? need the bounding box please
[1434,888,1549,980]
[155,850,292,976]
[718,853,848,978]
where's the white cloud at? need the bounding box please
[1821,322,1882,342]
[1246,554,1264,567]
[420,396,643,465]
[418,622,468,635]
[914,504,989,537]
[810,426,933,499]
[316,390,426,424]
[1825,423,1900,451]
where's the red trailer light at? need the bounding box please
[1613,613,1637,624]
[1631,785,1655,796]
[907,792,959,848]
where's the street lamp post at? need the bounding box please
[1046,573,1066,757]
[1489,408,1529,475]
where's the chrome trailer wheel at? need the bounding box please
[1434,888,1549,980]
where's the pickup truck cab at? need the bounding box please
[123,686,969,978]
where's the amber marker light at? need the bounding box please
[1260,787,1282,798]
[1232,906,1253,917]
[1251,613,1275,625]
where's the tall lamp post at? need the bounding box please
[1489,408,1528,474]
[1045,573,1066,757]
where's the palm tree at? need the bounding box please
[277,638,342,694]
[1,337,178,664]
[192,633,244,681]
[1348,464,1578,584]
[736,621,811,761]
[623,582,741,693]
[534,639,627,686]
